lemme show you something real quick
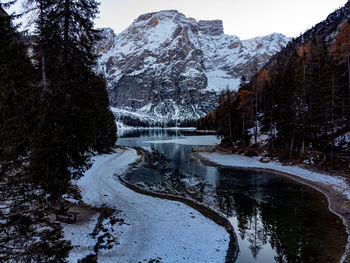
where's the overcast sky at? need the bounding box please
[12,0,348,39]
[94,0,347,39]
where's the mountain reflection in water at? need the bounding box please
[118,129,347,263]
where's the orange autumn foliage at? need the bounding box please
[257,69,269,87]
[237,89,252,110]
[152,17,158,26]
[330,22,350,61]
[296,41,313,57]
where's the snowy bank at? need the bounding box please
[63,212,100,262]
[195,149,350,262]
[198,152,350,199]
[64,148,230,262]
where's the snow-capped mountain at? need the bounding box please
[96,10,290,125]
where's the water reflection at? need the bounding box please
[217,172,345,263]
[118,128,195,138]
[118,129,347,263]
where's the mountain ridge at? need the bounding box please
[96,10,290,126]
[197,2,350,170]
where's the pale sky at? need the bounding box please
[11,0,348,40]
[94,0,347,39]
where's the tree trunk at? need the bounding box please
[301,61,306,154]
[290,106,296,157]
[254,86,258,144]
[342,97,345,127]
[348,55,350,126]
[226,91,232,141]
[270,116,274,151]
[348,55,350,96]
[242,113,245,137]
[331,73,335,161]
[250,96,255,144]
[228,107,232,141]
[63,0,70,66]
[309,85,312,146]
[41,55,46,86]
[39,0,46,88]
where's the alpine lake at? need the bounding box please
[117,129,347,263]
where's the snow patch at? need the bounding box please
[63,213,100,262]
[65,148,229,262]
[205,70,241,92]
[199,152,350,199]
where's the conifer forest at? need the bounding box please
[1,1,350,262]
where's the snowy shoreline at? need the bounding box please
[193,146,350,263]
[118,175,239,263]
[63,147,231,262]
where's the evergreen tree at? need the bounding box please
[0,1,37,174]
[27,0,117,197]
[0,3,71,261]
[202,7,350,168]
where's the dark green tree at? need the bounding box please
[28,0,117,196]
[0,1,38,174]
[0,3,71,261]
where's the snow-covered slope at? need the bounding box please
[96,10,290,125]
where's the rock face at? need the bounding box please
[198,20,224,36]
[96,10,290,125]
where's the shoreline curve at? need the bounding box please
[193,146,350,263]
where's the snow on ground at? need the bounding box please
[63,213,100,262]
[199,152,350,199]
[335,132,350,149]
[205,70,241,93]
[64,148,229,262]
[145,135,220,146]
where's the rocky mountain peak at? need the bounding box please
[96,10,290,126]
[198,20,224,36]
[126,10,226,40]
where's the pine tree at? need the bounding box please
[0,0,37,174]
[27,0,117,197]
[201,3,350,168]
[0,3,71,261]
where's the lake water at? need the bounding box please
[117,129,347,263]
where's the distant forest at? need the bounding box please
[198,4,350,171]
